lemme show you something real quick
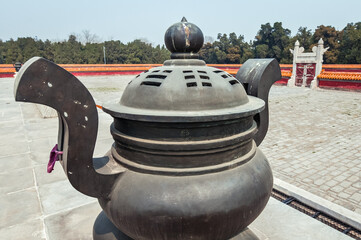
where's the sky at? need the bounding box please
[1,0,360,46]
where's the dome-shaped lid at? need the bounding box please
[103,18,264,122]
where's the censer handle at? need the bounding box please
[14,57,121,198]
[236,58,281,146]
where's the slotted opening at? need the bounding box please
[198,70,207,74]
[229,80,240,85]
[213,70,223,73]
[146,75,167,79]
[140,81,161,87]
[242,82,249,91]
[135,75,140,78]
[221,74,229,78]
[185,75,195,80]
[183,70,193,73]
[152,70,160,73]
[200,75,210,80]
[163,70,172,73]
[202,82,212,87]
[271,189,361,239]
[187,82,197,87]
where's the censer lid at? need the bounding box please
[102,18,264,122]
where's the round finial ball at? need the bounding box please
[164,17,204,54]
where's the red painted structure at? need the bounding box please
[295,63,316,87]
[2,63,361,91]
[318,79,361,91]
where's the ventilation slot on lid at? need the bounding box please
[185,75,195,80]
[163,70,172,73]
[152,70,160,73]
[187,82,197,87]
[213,70,223,73]
[141,81,162,87]
[229,80,240,85]
[146,75,167,79]
[202,82,212,87]
[221,74,228,79]
[198,70,207,74]
[183,70,193,73]
[200,75,210,80]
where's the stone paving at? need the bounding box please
[262,86,361,214]
[0,75,359,239]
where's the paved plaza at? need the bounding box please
[0,75,360,239]
[262,85,361,214]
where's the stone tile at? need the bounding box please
[0,106,22,123]
[34,164,67,186]
[93,137,114,157]
[30,151,50,166]
[0,153,32,173]
[0,167,35,194]
[325,180,338,187]
[38,180,96,215]
[340,181,353,188]
[0,121,26,146]
[0,219,45,240]
[28,137,53,153]
[349,192,361,202]
[0,139,29,158]
[24,120,58,141]
[20,103,43,120]
[45,201,101,240]
[329,185,345,194]
[0,188,41,228]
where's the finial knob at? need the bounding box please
[164,17,204,59]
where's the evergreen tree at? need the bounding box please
[296,27,313,51]
[338,22,361,63]
[253,22,291,63]
[312,25,342,64]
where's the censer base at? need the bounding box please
[93,211,132,240]
[93,211,260,240]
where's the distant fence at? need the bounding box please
[2,63,361,90]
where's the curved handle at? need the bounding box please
[14,57,121,198]
[236,58,281,146]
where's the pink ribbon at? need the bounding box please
[48,144,63,173]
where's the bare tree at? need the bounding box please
[82,30,101,44]
[204,36,214,44]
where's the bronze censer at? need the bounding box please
[14,18,281,240]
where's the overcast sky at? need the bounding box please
[1,0,360,45]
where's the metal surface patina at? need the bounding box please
[14,18,281,240]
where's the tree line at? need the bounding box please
[0,35,170,65]
[200,22,361,64]
[0,22,360,64]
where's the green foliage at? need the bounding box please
[296,27,313,51]
[312,25,342,64]
[338,22,361,64]
[0,21,360,65]
[199,33,253,64]
[0,35,170,64]
[253,22,291,63]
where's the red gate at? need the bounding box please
[295,63,316,87]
